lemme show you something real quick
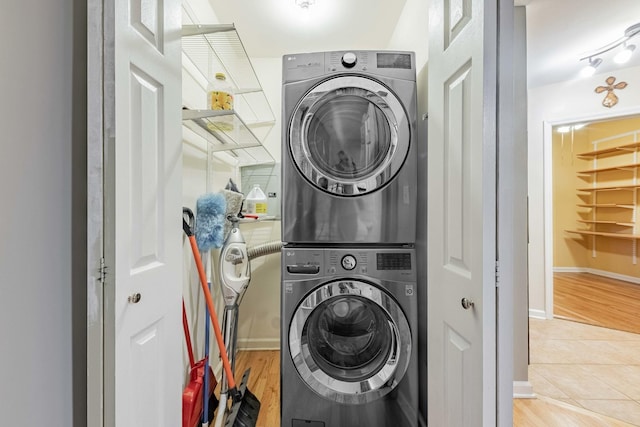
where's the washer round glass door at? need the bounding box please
[289,76,410,196]
[289,279,412,404]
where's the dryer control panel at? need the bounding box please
[282,50,416,84]
[326,51,415,80]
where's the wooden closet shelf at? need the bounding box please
[576,220,634,226]
[577,163,640,174]
[565,230,640,240]
[577,184,640,192]
[576,204,635,209]
[577,141,640,157]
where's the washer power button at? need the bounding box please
[341,254,357,270]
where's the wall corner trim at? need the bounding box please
[513,381,535,399]
[528,309,547,319]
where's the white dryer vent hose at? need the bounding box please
[247,241,282,260]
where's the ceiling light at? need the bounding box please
[572,123,586,130]
[579,22,640,77]
[614,44,636,64]
[579,58,602,78]
[295,0,315,8]
[557,126,572,134]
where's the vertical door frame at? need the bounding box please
[86,0,114,424]
[496,0,515,423]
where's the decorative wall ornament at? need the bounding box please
[595,76,628,108]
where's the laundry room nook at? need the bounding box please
[179,1,429,426]
[175,0,436,427]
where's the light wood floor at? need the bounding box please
[554,272,640,334]
[234,350,280,427]
[233,350,634,426]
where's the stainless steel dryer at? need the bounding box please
[282,51,418,245]
[281,247,418,427]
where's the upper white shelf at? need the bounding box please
[181,24,275,166]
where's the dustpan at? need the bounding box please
[182,299,218,427]
[223,369,261,427]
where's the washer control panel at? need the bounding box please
[283,248,416,280]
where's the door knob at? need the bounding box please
[461,298,474,310]
[128,293,141,304]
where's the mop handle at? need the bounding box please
[182,299,196,369]
[186,234,237,390]
[203,266,211,425]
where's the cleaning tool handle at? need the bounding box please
[202,279,211,426]
[183,207,195,236]
[184,220,237,390]
[188,234,237,389]
[182,299,196,369]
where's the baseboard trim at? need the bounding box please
[513,381,535,399]
[529,308,547,320]
[553,267,640,285]
[237,338,280,351]
[587,268,640,285]
[553,267,583,273]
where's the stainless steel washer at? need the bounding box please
[281,247,418,427]
[281,51,418,245]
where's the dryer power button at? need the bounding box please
[341,52,357,68]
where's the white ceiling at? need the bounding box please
[206,0,640,88]
[525,0,640,87]
[206,0,407,58]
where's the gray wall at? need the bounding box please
[0,0,86,425]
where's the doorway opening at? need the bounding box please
[528,113,640,424]
[549,114,640,333]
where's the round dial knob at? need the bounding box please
[341,52,357,68]
[341,255,357,270]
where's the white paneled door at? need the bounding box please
[93,0,183,425]
[427,0,502,425]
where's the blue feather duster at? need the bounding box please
[195,192,227,251]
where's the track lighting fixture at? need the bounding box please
[614,44,636,64]
[579,57,602,78]
[579,22,640,77]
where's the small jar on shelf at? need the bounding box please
[206,72,234,132]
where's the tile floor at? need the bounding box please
[529,318,640,426]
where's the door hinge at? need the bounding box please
[98,257,107,283]
[495,260,500,288]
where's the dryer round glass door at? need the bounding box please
[288,279,412,405]
[289,76,410,196]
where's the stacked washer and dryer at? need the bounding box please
[281,50,419,427]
